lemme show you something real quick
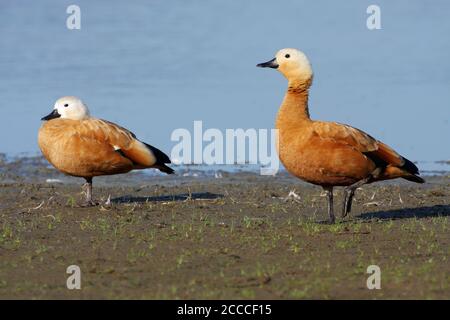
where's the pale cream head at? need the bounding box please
[53,96,90,120]
[257,48,313,82]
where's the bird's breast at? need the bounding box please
[276,126,370,186]
[38,121,133,177]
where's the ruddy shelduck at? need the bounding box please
[38,96,174,205]
[257,48,424,223]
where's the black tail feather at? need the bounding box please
[144,143,171,164]
[401,157,424,183]
[143,143,174,175]
[403,174,425,184]
[402,157,419,175]
[155,164,175,175]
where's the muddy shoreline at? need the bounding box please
[0,157,449,299]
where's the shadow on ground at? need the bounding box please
[111,192,223,203]
[357,205,450,220]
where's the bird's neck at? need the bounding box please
[276,78,312,130]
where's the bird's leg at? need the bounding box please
[342,179,368,218]
[323,186,335,224]
[81,177,97,207]
[342,168,382,218]
[342,188,356,218]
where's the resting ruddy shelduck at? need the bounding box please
[38,96,174,206]
[257,48,424,223]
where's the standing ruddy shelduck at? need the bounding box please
[257,48,424,223]
[38,96,174,206]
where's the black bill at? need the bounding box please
[256,58,279,69]
[41,109,61,121]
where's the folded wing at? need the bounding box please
[312,121,420,178]
[78,119,168,169]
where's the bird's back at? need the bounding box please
[38,118,135,177]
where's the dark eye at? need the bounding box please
[285,54,290,58]
[64,104,69,107]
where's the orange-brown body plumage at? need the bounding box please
[258,48,423,222]
[38,96,173,205]
[275,84,422,187]
[38,118,160,178]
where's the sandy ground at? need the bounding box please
[0,157,449,299]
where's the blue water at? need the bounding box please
[0,0,449,165]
